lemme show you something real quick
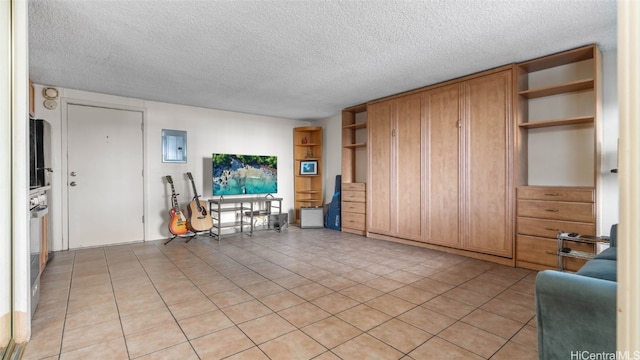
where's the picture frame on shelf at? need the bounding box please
[300,160,318,175]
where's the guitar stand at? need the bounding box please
[164,230,212,245]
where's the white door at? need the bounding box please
[67,104,144,248]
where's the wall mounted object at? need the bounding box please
[162,129,187,163]
[42,87,58,99]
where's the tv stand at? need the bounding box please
[208,197,283,239]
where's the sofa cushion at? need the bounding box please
[595,246,617,261]
[577,259,617,281]
[535,270,617,359]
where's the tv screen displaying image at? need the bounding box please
[212,154,277,196]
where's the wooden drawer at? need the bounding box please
[343,190,365,203]
[517,199,595,223]
[517,217,595,239]
[516,235,591,271]
[342,201,365,214]
[343,182,365,191]
[342,212,365,230]
[517,186,595,203]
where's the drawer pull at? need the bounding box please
[545,209,560,213]
[545,251,556,255]
[545,227,560,232]
[544,193,560,197]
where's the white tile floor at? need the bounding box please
[24,227,538,359]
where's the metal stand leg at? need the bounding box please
[164,234,178,245]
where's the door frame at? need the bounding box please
[61,99,148,250]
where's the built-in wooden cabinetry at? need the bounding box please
[422,84,461,248]
[368,93,424,241]
[341,45,600,267]
[293,126,323,224]
[342,105,367,234]
[342,183,366,234]
[515,45,601,271]
[365,67,514,262]
[516,186,596,271]
[462,70,514,258]
[421,71,514,258]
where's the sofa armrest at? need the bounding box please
[609,224,617,247]
[536,270,616,359]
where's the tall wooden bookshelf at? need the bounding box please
[293,126,323,224]
[341,105,367,235]
[514,44,601,271]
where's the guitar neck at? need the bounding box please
[191,182,200,201]
[187,173,201,201]
[170,185,180,210]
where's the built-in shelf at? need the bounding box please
[518,46,594,72]
[295,143,320,147]
[518,79,594,99]
[519,116,594,129]
[343,122,367,130]
[343,143,367,149]
[293,126,323,224]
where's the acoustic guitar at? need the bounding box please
[166,175,189,236]
[186,172,214,231]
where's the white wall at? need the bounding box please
[316,114,342,202]
[32,86,312,248]
[600,49,619,234]
[146,102,308,239]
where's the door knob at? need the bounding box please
[70,172,77,176]
[70,181,77,186]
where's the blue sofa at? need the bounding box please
[535,224,617,359]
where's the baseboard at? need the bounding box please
[366,232,515,267]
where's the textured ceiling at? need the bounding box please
[29,0,617,120]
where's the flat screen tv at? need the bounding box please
[212,153,277,196]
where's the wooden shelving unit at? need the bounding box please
[343,143,367,149]
[341,104,367,235]
[518,79,594,99]
[515,44,601,271]
[518,115,594,129]
[293,126,323,224]
[516,45,598,128]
